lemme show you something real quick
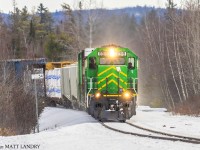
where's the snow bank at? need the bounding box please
[131,106,200,138]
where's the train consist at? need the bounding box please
[45,45,138,121]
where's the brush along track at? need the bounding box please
[100,121,200,144]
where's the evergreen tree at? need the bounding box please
[37,3,48,24]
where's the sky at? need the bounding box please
[0,0,182,13]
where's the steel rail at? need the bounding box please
[125,121,200,142]
[100,122,200,144]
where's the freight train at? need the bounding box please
[45,45,138,121]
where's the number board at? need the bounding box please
[98,51,126,57]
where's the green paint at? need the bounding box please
[78,46,138,97]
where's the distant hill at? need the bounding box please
[1,6,165,25]
[52,6,165,24]
[1,13,9,24]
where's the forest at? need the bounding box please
[0,0,200,135]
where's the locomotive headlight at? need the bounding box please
[109,48,116,57]
[95,92,101,99]
[122,91,131,99]
[124,92,130,98]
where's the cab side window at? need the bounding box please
[89,57,96,69]
[128,58,135,69]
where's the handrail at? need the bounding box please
[86,78,93,108]
[133,78,138,94]
[127,78,138,94]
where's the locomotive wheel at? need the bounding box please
[131,100,136,115]
[88,100,95,117]
[123,107,131,119]
[93,105,102,120]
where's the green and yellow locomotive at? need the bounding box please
[78,45,138,121]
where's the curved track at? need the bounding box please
[100,121,200,144]
[126,121,200,142]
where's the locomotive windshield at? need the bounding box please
[100,57,125,65]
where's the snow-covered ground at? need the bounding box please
[130,106,200,138]
[0,106,200,150]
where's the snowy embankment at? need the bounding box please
[0,106,200,150]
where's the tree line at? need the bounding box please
[137,0,200,115]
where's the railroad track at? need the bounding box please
[100,121,200,144]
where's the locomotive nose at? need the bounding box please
[97,65,127,94]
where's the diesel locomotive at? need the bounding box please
[78,45,138,121]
